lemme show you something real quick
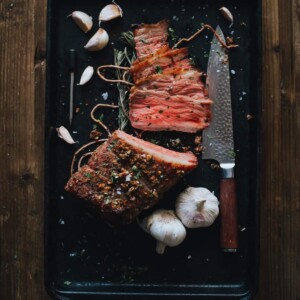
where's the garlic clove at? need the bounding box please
[99,2,123,25]
[219,7,234,28]
[146,209,186,254]
[56,126,77,144]
[77,66,94,85]
[156,241,167,255]
[175,187,219,228]
[69,11,93,33]
[84,28,109,51]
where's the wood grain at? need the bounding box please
[0,0,50,299]
[255,0,300,299]
[220,178,238,251]
[0,0,299,299]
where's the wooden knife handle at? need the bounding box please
[220,178,238,251]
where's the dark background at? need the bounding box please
[45,0,259,298]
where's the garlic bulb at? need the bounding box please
[84,28,109,51]
[175,187,219,228]
[77,66,94,85]
[99,2,123,25]
[69,11,93,33]
[143,209,186,254]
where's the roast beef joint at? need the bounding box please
[65,130,198,225]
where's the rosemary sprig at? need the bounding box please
[120,31,135,48]
[114,47,136,131]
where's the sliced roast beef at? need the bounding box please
[129,89,212,132]
[129,20,212,133]
[131,48,189,81]
[134,20,169,58]
[65,130,198,225]
[134,69,206,97]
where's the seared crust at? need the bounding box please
[130,48,189,81]
[65,130,198,225]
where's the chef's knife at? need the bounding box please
[202,26,238,252]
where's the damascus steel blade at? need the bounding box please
[202,26,235,170]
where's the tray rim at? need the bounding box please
[44,0,261,298]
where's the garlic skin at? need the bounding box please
[70,11,93,33]
[144,209,186,254]
[175,187,219,228]
[219,7,234,28]
[99,3,123,25]
[77,66,94,85]
[84,28,109,51]
[56,126,77,144]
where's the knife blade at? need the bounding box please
[202,26,238,252]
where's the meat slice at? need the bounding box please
[134,69,206,97]
[65,130,198,225]
[134,20,169,58]
[131,48,189,81]
[129,89,212,132]
[129,20,212,133]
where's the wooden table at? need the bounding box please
[0,0,299,299]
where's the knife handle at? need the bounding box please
[220,178,238,252]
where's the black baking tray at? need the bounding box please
[45,0,261,299]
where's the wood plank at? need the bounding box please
[255,0,300,298]
[0,0,50,299]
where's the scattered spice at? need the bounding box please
[209,162,220,170]
[226,36,235,46]
[168,27,179,43]
[89,129,102,140]
[193,135,203,155]
[170,138,181,147]
[155,65,163,74]
[182,146,191,152]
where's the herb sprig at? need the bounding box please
[120,31,135,48]
[114,47,136,130]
